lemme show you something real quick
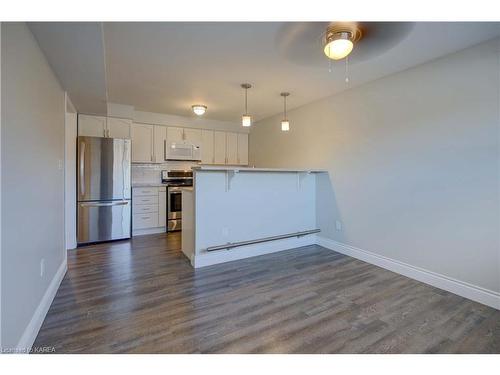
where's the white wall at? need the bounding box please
[250,39,500,303]
[65,94,77,250]
[1,23,66,350]
[0,21,3,349]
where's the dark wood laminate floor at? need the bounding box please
[34,232,500,353]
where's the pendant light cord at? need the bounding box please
[245,87,248,115]
[283,95,287,120]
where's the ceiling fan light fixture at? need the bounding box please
[324,31,353,60]
[192,104,207,116]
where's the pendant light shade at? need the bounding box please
[280,92,290,132]
[281,120,290,132]
[242,115,252,127]
[241,83,252,127]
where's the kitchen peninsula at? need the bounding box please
[182,166,326,267]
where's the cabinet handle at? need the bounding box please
[103,128,106,137]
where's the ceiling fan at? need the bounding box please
[275,22,415,67]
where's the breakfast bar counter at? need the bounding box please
[182,166,326,268]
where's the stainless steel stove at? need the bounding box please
[161,170,193,232]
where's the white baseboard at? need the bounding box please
[316,236,500,310]
[16,258,67,351]
[193,236,316,268]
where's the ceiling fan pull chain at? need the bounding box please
[345,56,350,84]
[328,58,332,73]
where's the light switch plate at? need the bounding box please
[335,220,342,231]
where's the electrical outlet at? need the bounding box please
[335,220,342,231]
[40,258,45,277]
[222,227,229,237]
[58,159,63,170]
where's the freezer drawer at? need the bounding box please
[77,200,131,244]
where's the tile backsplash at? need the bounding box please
[132,161,199,184]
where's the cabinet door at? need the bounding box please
[226,132,238,165]
[184,128,202,146]
[214,131,227,164]
[153,126,166,163]
[158,189,166,228]
[78,114,106,137]
[166,127,184,143]
[107,117,131,139]
[201,129,214,164]
[237,133,249,165]
[131,123,154,163]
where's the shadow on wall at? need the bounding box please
[316,172,346,243]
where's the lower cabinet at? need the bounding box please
[158,188,166,227]
[132,186,167,235]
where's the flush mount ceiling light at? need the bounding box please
[192,104,207,116]
[241,83,252,127]
[323,24,362,60]
[280,92,290,132]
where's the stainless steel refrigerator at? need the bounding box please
[77,136,131,245]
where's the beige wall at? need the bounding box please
[1,23,66,348]
[250,38,500,293]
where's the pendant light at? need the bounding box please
[241,83,252,127]
[280,92,290,132]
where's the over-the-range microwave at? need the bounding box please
[164,141,201,161]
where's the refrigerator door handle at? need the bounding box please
[79,141,86,197]
[79,201,129,207]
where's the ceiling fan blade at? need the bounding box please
[349,22,415,62]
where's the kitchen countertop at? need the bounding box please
[192,166,327,173]
[132,183,168,188]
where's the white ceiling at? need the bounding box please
[29,22,500,123]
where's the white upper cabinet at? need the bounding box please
[214,131,227,164]
[237,133,249,165]
[78,114,107,137]
[78,114,131,139]
[131,123,154,163]
[153,126,166,163]
[226,132,238,165]
[127,121,248,166]
[166,127,184,143]
[107,117,132,139]
[201,129,214,164]
[184,128,202,146]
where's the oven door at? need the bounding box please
[168,187,182,220]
